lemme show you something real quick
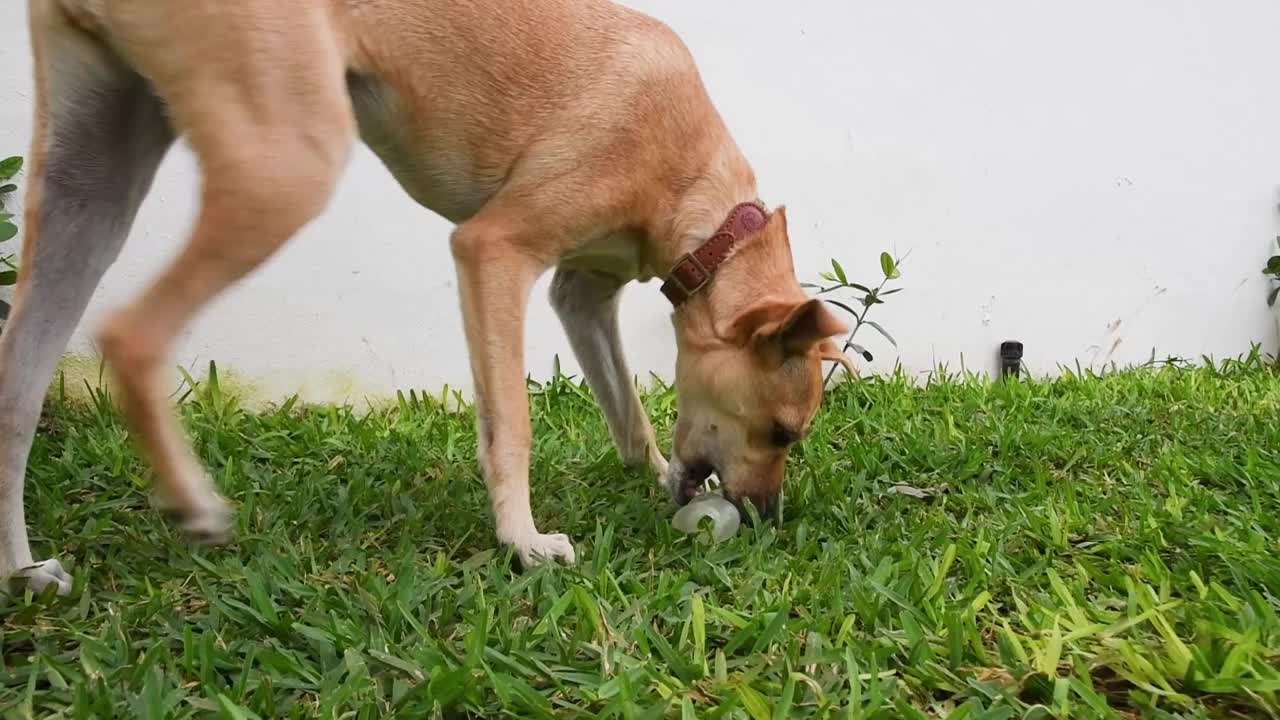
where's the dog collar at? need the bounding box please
[661,201,769,306]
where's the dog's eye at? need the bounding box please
[769,421,799,448]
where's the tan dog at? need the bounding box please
[0,0,854,594]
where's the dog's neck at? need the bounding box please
[661,147,761,269]
[659,148,778,350]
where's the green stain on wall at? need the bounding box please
[54,352,267,409]
[49,352,427,412]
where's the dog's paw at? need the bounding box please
[182,499,233,545]
[507,531,577,569]
[4,558,73,596]
[160,493,233,545]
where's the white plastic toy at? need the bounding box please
[672,492,741,541]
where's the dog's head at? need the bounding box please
[666,206,853,517]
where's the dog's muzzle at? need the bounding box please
[666,460,781,523]
[666,459,715,506]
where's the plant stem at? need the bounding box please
[824,273,895,387]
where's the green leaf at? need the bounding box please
[0,156,21,181]
[880,252,900,279]
[427,666,469,707]
[0,222,16,243]
[736,683,771,720]
[691,594,707,675]
[823,299,861,320]
[862,292,884,307]
[1265,255,1280,275]
[864,320,897,348]
[751,609,790,653]
[368,651,426,681]
[831,259,848,285]
[0,271,17,286]
[0,184,16,195]
[1268,286,1280,307]
[772,673,797,720]
[214,694,261,720]
[848,342,873,362]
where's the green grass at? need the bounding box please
[4,352,1280,719]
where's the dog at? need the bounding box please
[0,0,855,594]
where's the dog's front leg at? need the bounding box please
[549,268,667,478]
[451,218,575,567]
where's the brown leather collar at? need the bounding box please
[661,201,769,306]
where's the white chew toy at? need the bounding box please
[671,493,741,541]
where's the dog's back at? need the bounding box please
[48,0,744,234]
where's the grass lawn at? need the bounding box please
[3,353,1280,719]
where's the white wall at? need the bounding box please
[2,1,1278,404]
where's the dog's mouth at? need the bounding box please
[667,459,782,523]
[670,460,716,506]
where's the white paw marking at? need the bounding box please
[7,558,73,596]
[157,492,233,545]
[181,496,233,545]
[506,529,577,568]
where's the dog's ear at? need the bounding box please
[818,337,858,377]
[770,206,792,248]
[730,297,848,356]
[770,299,848,356]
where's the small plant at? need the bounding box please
[0,154,23,324]
[1264,236,1280,307]
[804,250,906,385]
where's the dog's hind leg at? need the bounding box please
[549,268,667,478]
[94,3,354,546]
[0,6,173,594]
